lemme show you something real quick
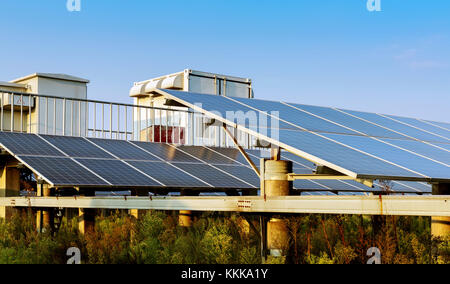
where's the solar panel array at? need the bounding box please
[158,89,450,183]
[0,131,432,194]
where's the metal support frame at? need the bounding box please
[1,195,449,217]
[222,123,260,177]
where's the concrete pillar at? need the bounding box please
[78,190,95,235]
[0,164,20,219]
[262,159,292,257]
[130,189,149,219]
[179,210,193,227]
[36,184,53,233]
[431,183,450,238]
[179,190,198,227]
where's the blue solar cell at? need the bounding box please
[339,109,449,143]
[88,138,159,161]
[42,135,113,158]
[230,96,358,135]
[322,133,450,179]
[294,180,328,190]
[172,162,254,188]
[161,89,295,130]
[76,159,161,187]
[385,115,450,141]
[279,129,425,179]
[128,161,210,188]
[18,156,108,186]
[216,165,260,187]
[424,120,450,131]
[178,146,239,165]
[130,142,199,163]
[0,132,64,156]
[284,103,408,139]
[379,138,450,166]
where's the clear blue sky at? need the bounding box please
[1,0,449,122]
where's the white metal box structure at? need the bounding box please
[129,69,254,147]
[129,69,253,99]
[0,73,89,135]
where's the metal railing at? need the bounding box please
[0,90,255,148]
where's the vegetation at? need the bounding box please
[0,210,448,264]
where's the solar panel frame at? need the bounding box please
[76,158,163,187]
[127,161,211,188]
[41,135,114,159]
[156,89,450,182]
[0,132,65,157]
[87,138,160,161]
[18,156,109,187]
[171,162,255,189]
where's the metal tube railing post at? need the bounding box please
[54,99,57,135]
[78,100,81,137]
[146,107,149,142]
[109,103,112,139]
[102,103,105,138]
[1,92,4,131]
[131,106,134,141]
[28,95,32,133]
[63,98,66,135]
[85,101,89,137]
[71,100,74,136]
[117,105,120,140]
[93,102,96,137]
[45,96,49,134]
[124,106,128,140]
[20,94,23,133]
[11,93,15,132]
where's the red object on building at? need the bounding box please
[145,125,185,144]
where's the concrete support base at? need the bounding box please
[179,210,193,227]
[261,159,292,258]
[179,190,198,227]
[78,189,95,235]
[36,184,53,233]
[432,183,450,239]
[129,189,149,219]
[0,163,20,220]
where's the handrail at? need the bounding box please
[0,89,193,113]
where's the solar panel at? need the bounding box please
[88,138,159,161]
[205,147,258,165]
[130,141,199,163]
[322,133,450,179]
[178,145,240,165]
[278,129,424,179]
[338,109,449,143]
[127,161,210,188]
[214,164,260,186]
[385,115,450,140]
[230,96,358,135]
[425,120,450,132]
[18,156,108,186]
[41,135,113,159]
[172,162,254,189]
[157,89,450,182]
[76,159,162,187]
[0,132,64,156]
[378,138,450,165]
[284,103,408,140]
